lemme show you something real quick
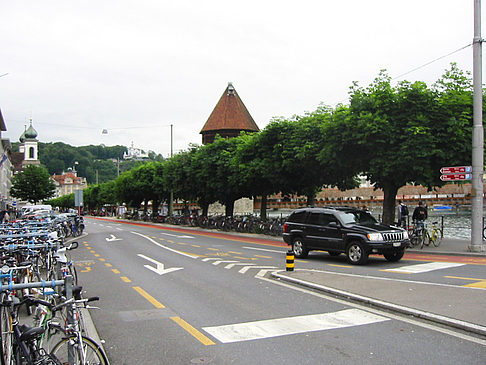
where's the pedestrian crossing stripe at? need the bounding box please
[202,308,389,343]
[383,262,465,274]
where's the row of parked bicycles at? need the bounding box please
[0,219,108,364]
[407,220,444,249]
[161,214,286,236]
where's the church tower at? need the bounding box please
[20,119,40,167]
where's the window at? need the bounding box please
[288,211,306,223]
[29,147,35,159]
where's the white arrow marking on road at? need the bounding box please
[137,254,183,275]
[201,258,220,262]
[105,234,122,242]
[238,266,277,274]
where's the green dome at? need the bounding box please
[24,121,38,139]
[19,130,26,143]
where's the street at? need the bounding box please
[71,218,486,365]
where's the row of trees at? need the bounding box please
[74,65,475,224]
[12,64,475,224]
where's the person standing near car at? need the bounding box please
[412,201,428,223]
[397,200,408,228]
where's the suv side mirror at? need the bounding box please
[328,221,339,228]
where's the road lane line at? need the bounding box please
[238,266,277,274]
[131,231,198,259]
[112,269,120,274]
[202,309,389,343]
[120,276,131,283]
[243,246,285,254]
[132,286,165,309]
[170,317,215,346]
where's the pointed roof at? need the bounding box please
[200,83,259,135]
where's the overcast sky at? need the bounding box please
[0,1,481,158]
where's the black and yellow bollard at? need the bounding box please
[286,249,295,271]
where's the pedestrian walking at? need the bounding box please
[2,210,9,223]
[397,200,409,228]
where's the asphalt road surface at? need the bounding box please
[70,218,486,365]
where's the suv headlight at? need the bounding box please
[403,230,409,239]
[367,233,383,241]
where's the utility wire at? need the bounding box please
[333,43,473,106]
[391,43,472,81]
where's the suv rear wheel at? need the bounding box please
[292,237,309,258]
[346,241,368,265]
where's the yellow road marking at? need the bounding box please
[94,254,100,257]
[207,248,219,251]
[170,316,215,346]
[121,276,131,283]
[132,286,165,308]
[112,269,120,274]
[98,258,106,262]
[464,281,486,288]
[86,246,91,249]
[234,256,248,260]
[81,267,91,273]
[90,250,96,253]
[445,275,485,281]
[167,240,174,243]
[444,275,486,288]
[255,255,272,259]
[105,263,112,267]
[228,251,242,254]
[176,242,186,245]
[191,244,201,248]
[328,264,352,268]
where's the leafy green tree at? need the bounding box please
[323,66,473,224]
[10,165,56,203]
[193,136,248,217]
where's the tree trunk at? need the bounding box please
[225,199,235,217]
[382,184,399,225]
[260,195,268,221]
[306,191,316,207]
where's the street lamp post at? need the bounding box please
[169,124,174,216]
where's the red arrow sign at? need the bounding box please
[440,166,472,174]
[440,173,472,181]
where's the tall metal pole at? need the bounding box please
[470,0,485,252]
[168,124,174,216]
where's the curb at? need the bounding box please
[271,271,486,337]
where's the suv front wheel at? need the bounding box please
[346,241,368,265]
[383,249,405,262]
[292,237,309,258]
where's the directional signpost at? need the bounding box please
[440,166,472,181]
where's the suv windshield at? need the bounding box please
[336,210,377,225]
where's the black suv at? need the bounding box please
[283,207,409,265]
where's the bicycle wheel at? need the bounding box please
[432,229,442,247]
[0,295,13,365]
[50,335,108,365]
